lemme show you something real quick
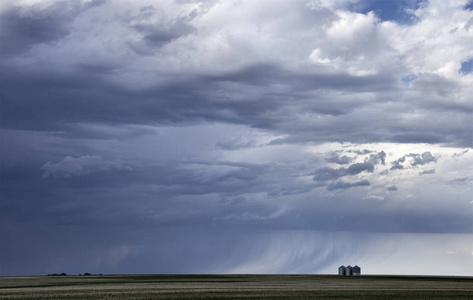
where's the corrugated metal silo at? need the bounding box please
[346,265,353,276]
[352,265,361,276]
[338,265,346,276]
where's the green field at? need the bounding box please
[1,274,472,299]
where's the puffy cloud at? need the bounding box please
[390,157,406,171]
[367,151,386,165]
[326,151,353,165]
[390,151,437,170]
[347,162,375,174]
[313,162,374,181]
[413,152,437,165]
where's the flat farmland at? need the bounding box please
[0,274,472,299]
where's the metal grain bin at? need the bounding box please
[352,265,361,276]
[338,265,346,276]
[346,265,353,276]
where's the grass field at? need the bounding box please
[1,274,472,299]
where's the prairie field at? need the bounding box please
[0,274,472,299]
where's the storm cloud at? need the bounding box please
[0,0,105,56]
[0,0,472,277]
[327,179,371,191]
[312,162,375,182]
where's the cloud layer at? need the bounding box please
[0,0,472,276]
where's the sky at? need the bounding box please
[0,0,472,277]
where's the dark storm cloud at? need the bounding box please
[3,157,470,234]
[1,51,471,147]
[312,167,347,181]
[211,63,394,94]
[312,162,374,181]
[350,149,373,155]
[327,179,370,191]
[390,152,437,171]
[60,124,157,141]
[219,195,247,205]
[0,0,105,56]
[391,133,446,144]
[1,0,472,277]
[390,159,405,171]
[419,169,435,175]
[410,152,436,166]
[129,5,196,53]
[41,155,133,178]
[323,151,384,175]
[0,66,123,131]
[409,75,473,114]
[0,222,359,276]
[0,60,388,133]
[326,151,353,165]
[39,162,259,194]
[1,149,472,276]
[366,151,386,165]
[347,162,375,174]
[215,137,257,150]
[31,156,320,201]
[0,65,230,131]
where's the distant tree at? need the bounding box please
[84,272,91,276]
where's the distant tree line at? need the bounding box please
[47,272,103,276]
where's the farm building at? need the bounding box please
[352,265,361,275]
[338,265,361,276]
[346,265,353,276]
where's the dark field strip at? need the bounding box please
[1,274,472,299]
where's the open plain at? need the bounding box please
[0,274,472,299]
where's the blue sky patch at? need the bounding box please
[460,59,473,74]
[348,0,426,24]
[401,75,417,87]
[465,1,473,10]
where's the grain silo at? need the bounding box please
[346,265,353,276]
[338,265,346,276]
[352,265,361,276]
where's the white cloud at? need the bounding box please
[387,1,473,78]
[309,48,331,64]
